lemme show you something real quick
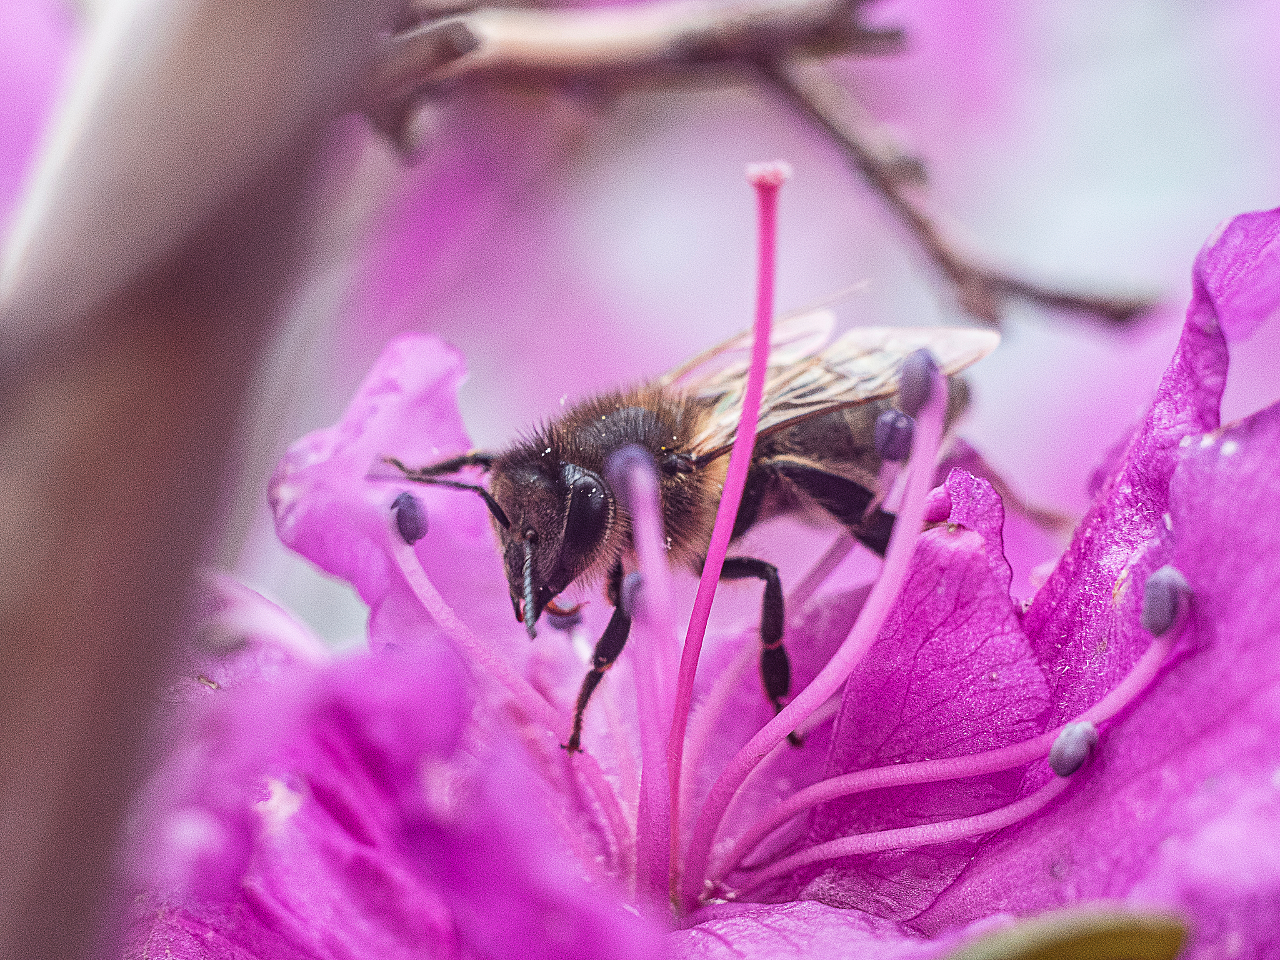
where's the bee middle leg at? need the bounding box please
[719,556,803,747]
[565,563,631,753]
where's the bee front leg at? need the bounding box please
[385,449,494,480]
[720,557,803,747]
[565,563,631,753]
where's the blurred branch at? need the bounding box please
[762,60,1157,326]
[0,0,396,957]
[370,0,900,102]
[367,0,1157,328]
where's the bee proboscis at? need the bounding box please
[388,311,998,751]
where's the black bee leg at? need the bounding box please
[772,459,895,558]
[565,563,631,753]
[853,507,895,558]
[565,604,632,753]
[720,556,803,747]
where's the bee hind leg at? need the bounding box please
[772,459,895,557]
[720,557,803,747]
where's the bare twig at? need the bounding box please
[368,0,900,104]
[366,0,1157,327]
[762,60,1156,326]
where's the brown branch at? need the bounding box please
[366,0,1157,328]
[761,59,1157,327]
[368,0,901,105]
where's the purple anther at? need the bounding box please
[1049,721,1099,777]
[391,491,427,545]
[547,608,583,632]
[621,571,644,619]
[875,409,915,462]
[897,348,939,417]
[1141,565,1190,637]
[605,445,657,510]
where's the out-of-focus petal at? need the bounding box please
[269,333,515,649]
[0,0,74,225]
[127,644,666,960]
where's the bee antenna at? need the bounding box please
[394,472,511,529]
[522,537,538,640]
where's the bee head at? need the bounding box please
[489,460,614,638]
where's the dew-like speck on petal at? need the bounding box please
[255,778,303,834]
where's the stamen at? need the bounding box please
[709,593,1182,885]
[785,533,856,612]
[682,356,948,911]
[622,571,645,618]
[605,445,676,638]
[874,409,915,462]
[391,491,427,545]
[393,538,559,731]
[1141,565,1190,637]
[1048,722,1099,777]
[392,537,635,876]
[668,162,788,905]
[546,606,584,632]
[605,445,677,906]
[678,635,757,802]
[728,774,1072,898]
[896,347,938,417]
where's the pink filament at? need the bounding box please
[394,539,561,731]
[618,454,677,906]
[712,632,1175,882]
[667,164,788,904]
[393,538,635,873]
[679,363,948,911]
[732,773,1072,897]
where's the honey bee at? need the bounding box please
[388,311,998,751]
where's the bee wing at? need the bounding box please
[656,308,836,391]
[687,326,1001,462]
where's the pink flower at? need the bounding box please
[126,206,1280,958]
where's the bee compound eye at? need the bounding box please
[560,464,610,556]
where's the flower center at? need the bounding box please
[381,164,1189,921]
